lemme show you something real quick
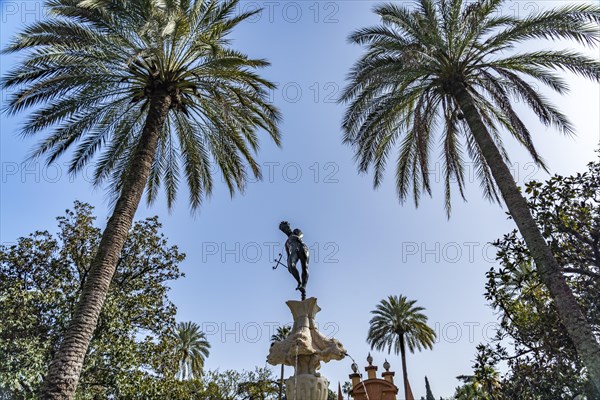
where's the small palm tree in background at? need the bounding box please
[367,295,436,400]
[454,379,489,400]
[174,321,211,381]
[342,381,352,399]
[454,371,500,400]
[340,0,600,389]
[2,0,280,397]
[270,325,292,400]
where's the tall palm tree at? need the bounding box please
[340,0,600,390]
[174,321,211,381]
[367,295,436,400]
[270,325,291,400]
[2,0,280,397]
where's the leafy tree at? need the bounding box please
[453,379,490,400]
[339,0,600,389]
[453,345,502,400]
[198,369,244,400]
[367,295,436,400]
[481,157,600,398]
[191,368,279,400]
[174,321,211,381]
[122,367,280,400]
[425,376,435,400]
[0,202,186,399]
[236,367,280,400]
[327,389,336,400]
[2,0,281,396]
[270,325,292,400]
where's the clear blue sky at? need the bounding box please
[1,0,599,397]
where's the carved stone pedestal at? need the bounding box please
[267,297,346,400]
[286,374,329,400]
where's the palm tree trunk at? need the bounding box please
[40,93,172,400]
[399,334,409,400]
[279,364,284,400]
[452,82,600,393]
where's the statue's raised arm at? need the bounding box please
[279,221,293,237]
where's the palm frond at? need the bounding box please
[340,0,599,214]
[2,0,281,212]
[367,295,436,357]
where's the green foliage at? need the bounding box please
[453,345,501,399]
[327,389,336,400]
[0,202,281,399]
[474,156,600,398]
[111,367,280,400]
[0,201,186,399]
[175,321,211,380]
[339,0,600,214]
[453,379,491,400]
[342,381,352,398]
[197,367,280,400]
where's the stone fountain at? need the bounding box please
[269,221,346,399]
[267,297,346,400]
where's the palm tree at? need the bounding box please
[367,295,436,400]
[2,0,280,397]
[454,372,500,400]
[454,380,489,400]
[340,0,600,390]
[342,381,352,399]
[270,325,291,400]
[174,321,211,381]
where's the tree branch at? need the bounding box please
[561,267,600,280]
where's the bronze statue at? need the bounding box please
[278,221,309,299]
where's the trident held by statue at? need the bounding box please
[272,253,285,270]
